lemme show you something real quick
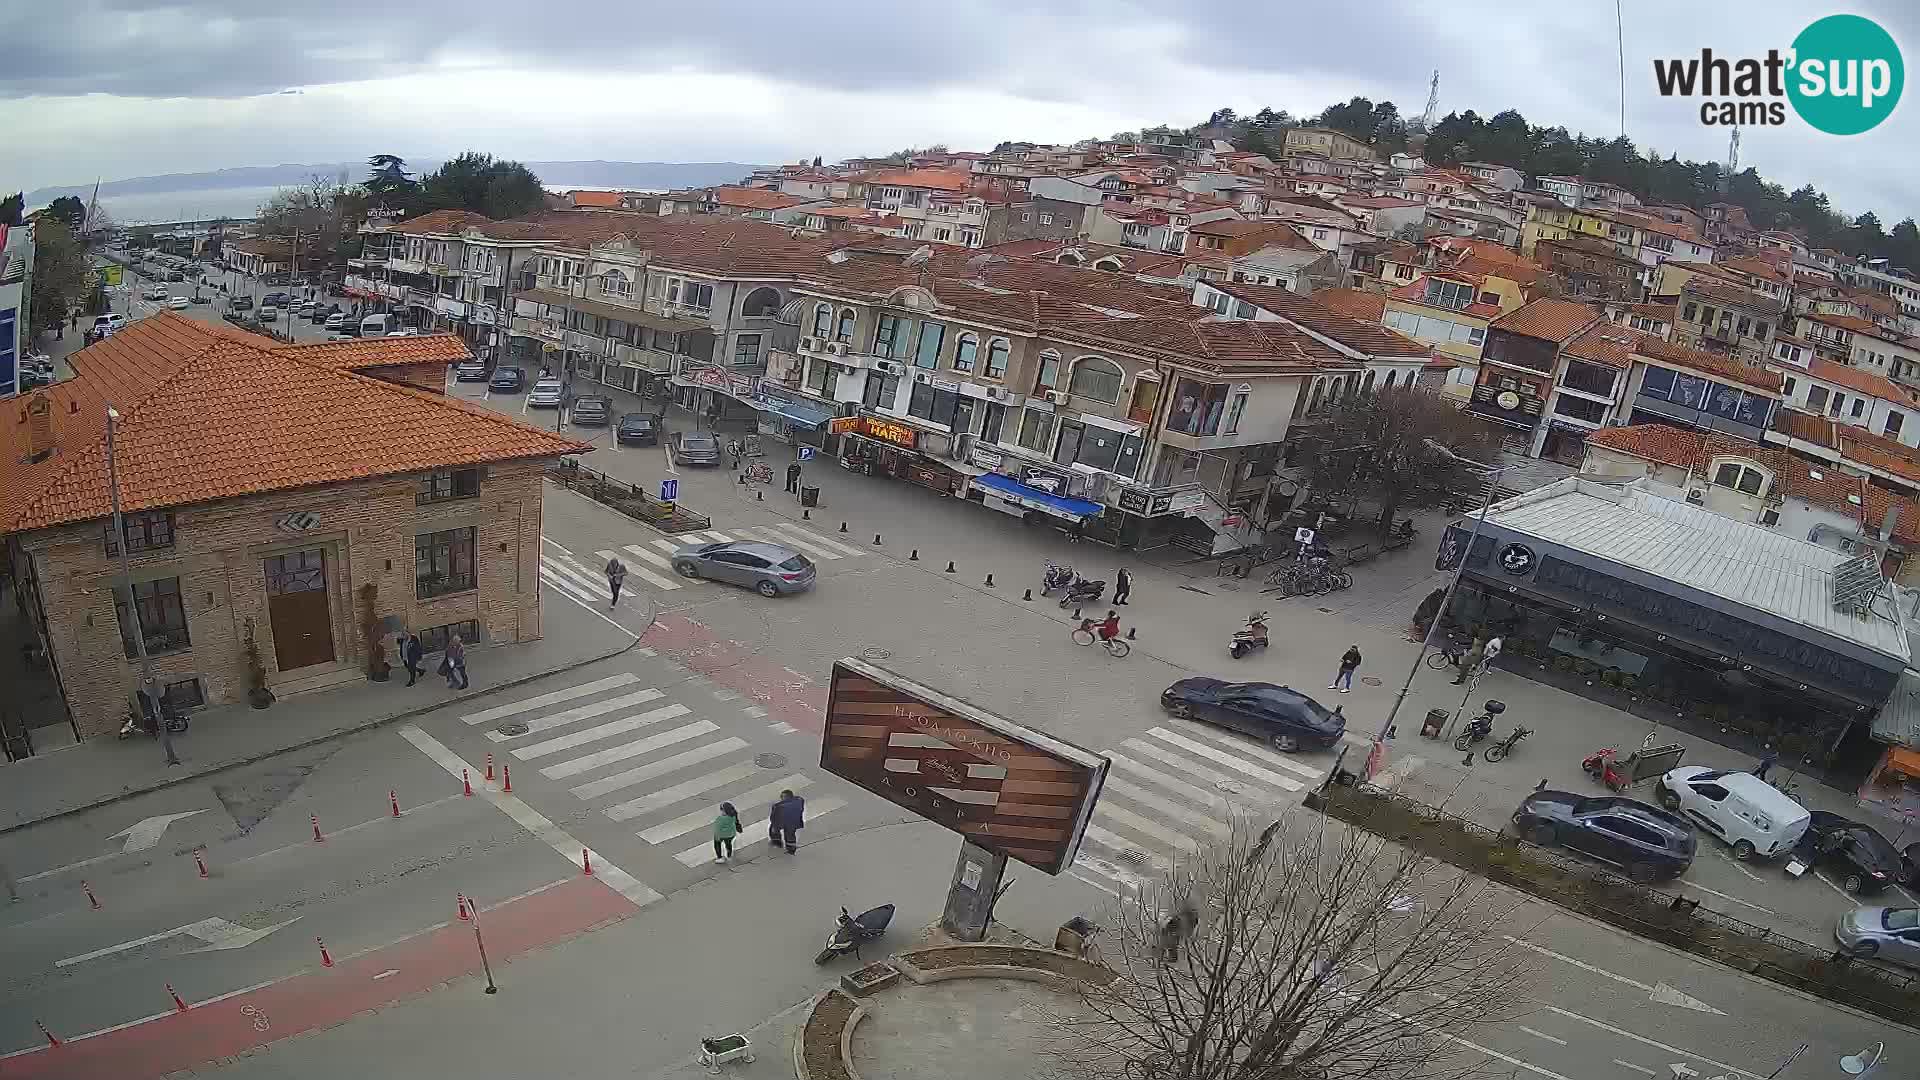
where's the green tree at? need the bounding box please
[45,195,87,232]
[28,216,90,335]
[0,192,21,227]
[421,152,546,218]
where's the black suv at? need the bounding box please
[1513,791,1696,882]
[1798,811,1907,893]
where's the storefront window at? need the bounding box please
[907,381,959,427]
[1017,408,1054,453]
[914,321,945,369]
[1053,418,1084,466]
[864,372,901,410]
[982,402,1006,444]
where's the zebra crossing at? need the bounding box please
[1070,722,1326,897]
[459,671,845,867]
[538,521,869,606]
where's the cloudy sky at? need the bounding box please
[0,1,1914,217]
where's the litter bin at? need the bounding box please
[799,485,820,508]
[1420,708,1447,739]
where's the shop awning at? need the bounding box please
[753,397,835,430]
[970,472,1103,521]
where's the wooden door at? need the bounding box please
[265,549,335,671]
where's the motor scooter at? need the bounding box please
[1040,562,1075,596]
[814,903,896,964]
[1229,612,1270,659]
[117,705,189,740]
[1451,700,1504,750]
[1058,576,1106,608]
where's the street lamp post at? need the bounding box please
[106,405,179,767]
[1367,440,1506,780]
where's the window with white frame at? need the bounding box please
[953,334,978,373]
[601,269,632,298]
[1040,213,1053,225]
[985,339,1010,379]
[1710,458,1769,496]
[1016,408,1054,452]
[836,308,856,343]
[812,303,832,337]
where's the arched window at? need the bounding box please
[953,334,979,373]
[1067,356,1125,404]
[1057,251,1084,266]
[811,303,832,337]
[741,287,782,317]
[1307,379,1326,413]
[836,308,856,343]
[1384,370,1398,389]
[1035,349,1062,392]
[985,339,1010,379]
[1092,256,1125,271]
[1363,370,1377,392]
[600,268,632,298]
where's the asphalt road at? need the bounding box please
[3,357,1912,1077]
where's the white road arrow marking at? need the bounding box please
[1668,1065,1699,1080]
[105,810,208,853]
[55,915,299,967]
[1504,937,1724,1015]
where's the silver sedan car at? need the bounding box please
[1835,906,1920,967]
[670,540,816,597]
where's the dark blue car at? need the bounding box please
[1513,791,1695,882]
[487,366,526,392]
[1159,678,1344,752]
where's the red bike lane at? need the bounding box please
[640,613,827,733]
[2,876,635,1080]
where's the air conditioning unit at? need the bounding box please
[1686,488,1705,504]
[912,369,932,383]
[799,335,819,352]
[875,359,905,377]
[826,342,849,356]
[1044,390,1069,406]
[984,386,1011,402]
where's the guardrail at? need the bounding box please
[1306,779,1920,1024]
[545,458,712,535]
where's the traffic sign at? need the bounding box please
[798,447,815,461]
[659,478,678,503]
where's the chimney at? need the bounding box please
[1882,502,1901,542]
[23,392,54,463]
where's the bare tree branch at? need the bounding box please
[1041,812,1537,1080]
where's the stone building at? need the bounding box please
[1,312,583,742]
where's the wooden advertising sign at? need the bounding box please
[821,659,1107,875]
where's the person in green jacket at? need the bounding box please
[712,802,743,864]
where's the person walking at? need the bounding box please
[785,460,802,494]
[1452,633,1487,685]
[444,634,468,690]
[711,801,743,864]
[1330,644,1362,694]
[606,556,628,608]
[1752,746,1779,781]
[768,789,805,854]
[1113,567,1132,605]
[401,632,424,686]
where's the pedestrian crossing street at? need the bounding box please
[537,520,870,605]
[460,671,846,867]
[1070,723,1325,898]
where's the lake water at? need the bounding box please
[98,186,287,225]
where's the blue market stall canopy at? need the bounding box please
[971,472,1103,521]
[753,396,835,430]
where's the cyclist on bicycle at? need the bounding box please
[1098,610,1121,644]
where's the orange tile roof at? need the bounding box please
[709,186,809,211]
[1584,423,1708,469]
[1312,287,1387,323]
[1804,311,1891,336]
[568,190,623,208]
[1801,355,1916,402]
[1213,281,1425,357]
[1634,335,1785,393]
[1488,298,1600,343]
[0,313,585,534]
[1187,218,1276,238]
[1683,279,1784,314]
[1562,322,1649,369]
[283,334,473,372]
[392,210,492,235]
[1770,407,1838,448]
[857,169,974,192]
[1718,254,1791,285]
[225,237,292,258]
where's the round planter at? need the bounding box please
[247,687,275,710]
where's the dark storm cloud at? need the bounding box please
[0,0,1093,99]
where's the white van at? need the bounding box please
[1657,766,1810,860]
[359,314,390,337]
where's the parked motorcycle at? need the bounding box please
[1451,700,1505,750]
[1040,562,1075,596]
[117,706,188,740]
[814,903,896,964]
[1480,724,1532,763]
[1229,612,1271,660]
[1057,576,1107,608]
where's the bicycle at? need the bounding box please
[1071,622,1131,658]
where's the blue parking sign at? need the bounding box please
[660,478,678,502]
[798,447,815,461]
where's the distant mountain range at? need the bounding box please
[23,159,759,205]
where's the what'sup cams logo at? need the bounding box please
[1653,14,1903,135]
